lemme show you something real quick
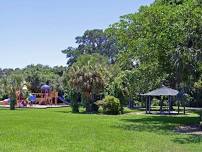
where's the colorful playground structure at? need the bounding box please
[16,91,58,106]
[0,84,69,108]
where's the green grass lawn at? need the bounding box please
[0,107,202,152]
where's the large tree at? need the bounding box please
[108,0,202,93]
[62,29,119,66]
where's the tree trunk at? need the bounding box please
[10,98,16,110]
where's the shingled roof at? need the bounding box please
[142,86,179,96]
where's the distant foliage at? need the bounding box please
[0,64,66,99]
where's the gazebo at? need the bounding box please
[141,86,185,114]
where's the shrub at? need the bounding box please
[101,96,121,115]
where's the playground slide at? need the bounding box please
[58,96,69,104]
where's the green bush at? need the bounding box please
[101,96,121,115]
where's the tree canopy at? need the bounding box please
[62,29,119,66]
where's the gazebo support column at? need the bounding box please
[160,96,163,113]
[168,96,171,115]
[177,99,180,114]
[145,96,151,114]
[148,96,151,114]
[145,96,148,114]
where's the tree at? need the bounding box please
[107,63,165,109]
[62,70,81,112]
[0,72,24,110]
[62,29,119,66]
[67,54,109,113]
[53,66,67,77]
[107,0,202,105]
[155,0,184,5]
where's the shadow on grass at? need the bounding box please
[173,135,202,144]
[0,108,31,112]
[54,109,101,115]
[54,110,72,114]
[113,115,202,144]
[0,108,9,111]
[113,115,200,135]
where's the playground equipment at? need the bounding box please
[30,84,58,105]
[15,91,59,106]
[1,84,65,108]
[15,84,30,107]
[28,94,36,104]
[16,90,28,107]
[0,98,10,105]
[30,92,58,105]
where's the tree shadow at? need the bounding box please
[53,109,101,115]
[113,115,200,135]
[0,108,9,111]
[113,115,202,144]
[173,135,202,144]
[54,110,72,114]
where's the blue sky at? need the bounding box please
[0,0,154,68]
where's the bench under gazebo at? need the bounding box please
[141,86,185,115]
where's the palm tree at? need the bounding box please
[6,74,24,110]
[68,64,106,113]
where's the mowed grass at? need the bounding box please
[0,107,202,152]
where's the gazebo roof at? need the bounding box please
[142,86,179,96]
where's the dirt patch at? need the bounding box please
[175,125,202,135]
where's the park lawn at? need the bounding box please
[0,108,201,152]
